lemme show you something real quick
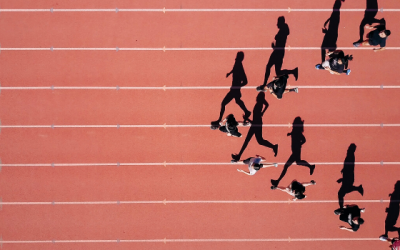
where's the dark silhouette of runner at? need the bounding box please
[380,181,400,239]
[271,117,315,187]
[354,0,384,44]
[260,16,298,89]
[211,52,251,126]
[231,92,278,162]
[320,0,343,63]
[337,143,364,209]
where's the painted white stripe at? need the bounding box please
[1,85,400,90]
[0,237,380,244]
[1,8,400,12]
[0,124,399,129]
[0,199,392,206]
[2,47,400,51]
[1,161,399,167]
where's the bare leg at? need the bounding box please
[261,164,277,168]
[361,40,370,46]
[284,88,298,94]
[302,181,316,187]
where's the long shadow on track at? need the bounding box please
[320,0,343,63]
[271,117,315,187]
[212,51,251,125]
[232,92,277,162]
[337,143,364,209]
[355,0,384,43]
[381,181,400,238]
[261,16,298,87]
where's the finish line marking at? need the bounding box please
[2,47,400,51]
[1,161,399,167]
[0,199,393,206]
[1,85,400,90]
[1,8,400,12]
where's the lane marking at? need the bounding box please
[0,85,399,91]
[2,47,400,51]
[1,124,400,129]
[0,199,394,206]
[1,8,400,12]
[0,237,386,244]
[1,161,399,167]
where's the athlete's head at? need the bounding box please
[379,30,391,38]
[253,163,263,170]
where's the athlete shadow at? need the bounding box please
[381,181,400,238]
[231,92,278,162]
[355,0,384,43]
[337,143,364,209]
[212,51,251,125]
[320,0,343,63]
[261,16,298,88]
[271,117,315,186]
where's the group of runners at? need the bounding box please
[208,6,397,245]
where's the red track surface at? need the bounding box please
[1,0,400,249]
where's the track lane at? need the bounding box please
[0,89,399,125]
[0,50,398,88]
[0,11,398,48]
[2,0,400,9]
[0,159,398,202]
[0,127,398,167]
[0,203,390,248]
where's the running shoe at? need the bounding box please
[315,64,323,70]
[294,87,299,93]
[379,235,388,242]
[271,179,279,186]
[231,154,240,162]
[256,85,264,92]
[353,42,361,47]
[346,69,351,75]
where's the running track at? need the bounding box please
[0,0,399,249]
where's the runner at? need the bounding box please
[235,155,278,176]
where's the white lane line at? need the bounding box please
[0,199,392,206]
[1,85,400,90]
[1,124,400,129]
[1,8,400,12]
[1,162,399,167]
[0,237,380,244]
[2,47,400,51]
